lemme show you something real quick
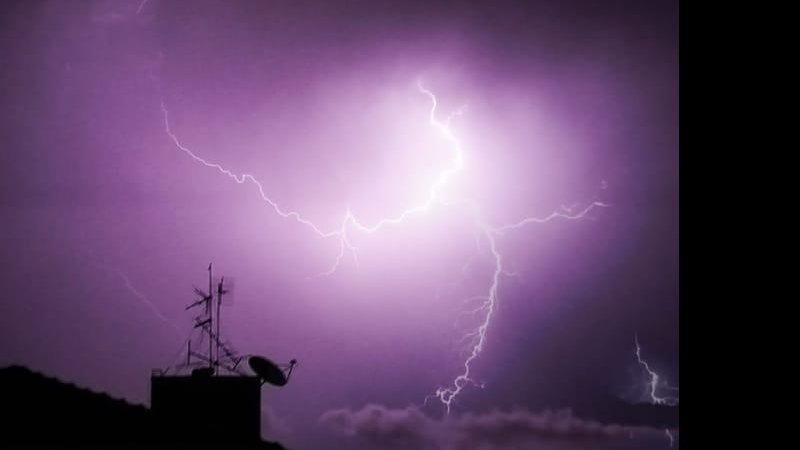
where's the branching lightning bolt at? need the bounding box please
[633,334,679,448]
[634,334,679,406]
[159,80,607,413]
[665,428,676,448]
[429,201,606,413]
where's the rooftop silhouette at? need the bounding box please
[0,365,289,449]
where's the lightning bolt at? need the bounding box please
[633,335,679,448]
[428,200,606,413]
[110,267,181,336]
[81,250,180,336]
[136,0,150,15]
[634,334,679,406]
[159,80,607,412]
[665,428,676,447]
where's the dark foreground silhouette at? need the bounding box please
[0,365,289,449]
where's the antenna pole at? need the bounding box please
[216,278,222,376]
[208,263,213,372]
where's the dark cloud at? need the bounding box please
[320,404,676,450]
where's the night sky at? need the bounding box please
[1,1,678,449]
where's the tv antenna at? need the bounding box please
[160,263,296,386]
[183,263,244,376]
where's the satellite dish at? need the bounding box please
[248,356,288,386]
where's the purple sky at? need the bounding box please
[1,1,678,449]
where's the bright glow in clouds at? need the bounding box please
[160,80,607,412]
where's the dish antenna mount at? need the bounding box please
[248,356,297,386]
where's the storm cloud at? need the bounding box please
[320,404,675,450]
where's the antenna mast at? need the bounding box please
[215,276,224,376]
[181,263,236,376]
[208,263,213,372]
[155,263,298,388]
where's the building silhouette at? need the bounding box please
[150,373,263,443]
[0,365,288,449]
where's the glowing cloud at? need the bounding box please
[159,79,607,412]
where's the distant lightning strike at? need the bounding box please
[107,266,180,336]
[665,429,676,447]
[632,335,678,447]
[83,251,180,336]
[634,334,679,406]
[160,81,607,412]
[136,0,150,15]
